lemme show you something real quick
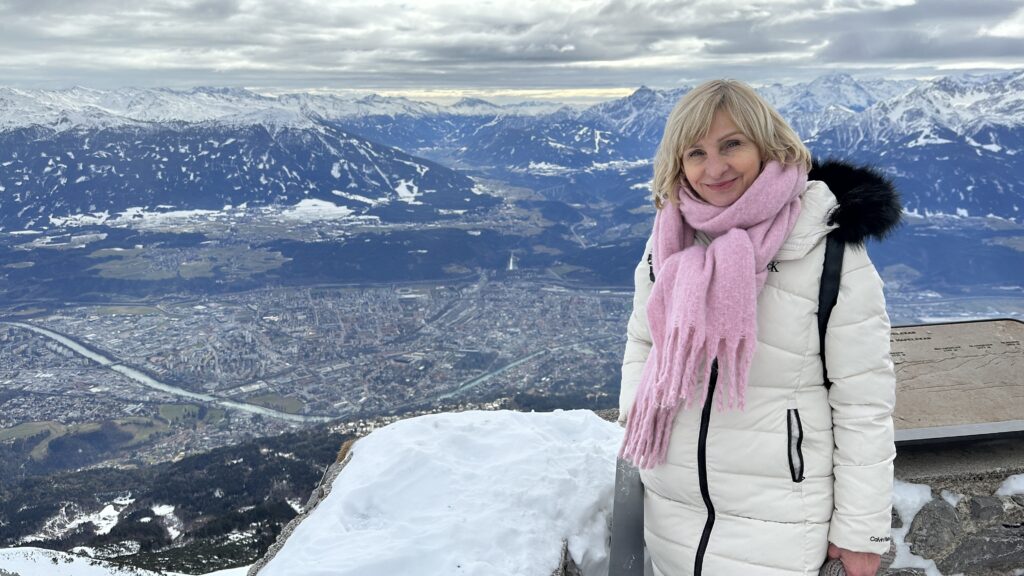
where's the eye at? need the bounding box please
[723,139,742,149]
[685,149,705,160]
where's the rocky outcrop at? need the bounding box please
[896,492,1024,575]
[552,540,584,576]
[246,439,357,576]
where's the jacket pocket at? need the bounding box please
[787,408,805,483]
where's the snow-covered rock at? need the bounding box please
[254,410,622,576]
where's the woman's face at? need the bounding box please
[681,109,763,207]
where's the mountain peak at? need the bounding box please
[185,86,266,99]
[451,97,498,108]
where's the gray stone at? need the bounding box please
[906,497,960,559]
[1012,494,1024,509]
[879,541,897,570]
[881,570,927,576]
[891,507,902,529]
[551,539,583,576]
[938,524,1024,574]
[967,495,1004,524]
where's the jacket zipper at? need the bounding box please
[693,359,718,576]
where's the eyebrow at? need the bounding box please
[685,131,745,150]
[715,131,744,143]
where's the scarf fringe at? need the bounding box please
[620,332,757,469]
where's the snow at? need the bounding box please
[67,504,121,536]
[393,179,423,205]
[996,473,1024,496]
[151,504,174,516]
[0,547,250,575]
[152,504,182,540]
[48,207,224,229]
[888,480,941,576]
[258,410,622,576]
[21,495,135,544]
[939,489,963,508]
[519,161,573,176]
[907,131,953,147]
[280,199,355,221]
[589,159,650,171]
[331,189,387,206]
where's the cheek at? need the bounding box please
[682,164,700,186]
[743,156,762,180]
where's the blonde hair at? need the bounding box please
[651,79,811,208]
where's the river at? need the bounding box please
[4,321,333,424]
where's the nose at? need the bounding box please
[704,152,728,179]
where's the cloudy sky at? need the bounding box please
[1,0,1022,102]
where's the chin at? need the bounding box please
[699,190,744,207]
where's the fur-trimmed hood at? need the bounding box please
[809,159,902,245]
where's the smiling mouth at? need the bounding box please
[705,178,737,191]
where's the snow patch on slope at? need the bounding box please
[394,179,423,205]
[280,199,355,221]
[0,547,249,575]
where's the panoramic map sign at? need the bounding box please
[891,319,1024,443]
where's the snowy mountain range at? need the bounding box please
[0,115,496,230]
[0,70,1022,231]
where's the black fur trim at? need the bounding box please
[809,159,903,245]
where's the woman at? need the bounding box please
[617,80,900,576]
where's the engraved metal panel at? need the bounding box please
[890,319,1024,444]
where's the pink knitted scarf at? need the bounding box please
[620,161,806,469]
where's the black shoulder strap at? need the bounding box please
[818,231,845,390]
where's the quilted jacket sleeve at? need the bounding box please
[825,244,897,555]
[618,236,655,424]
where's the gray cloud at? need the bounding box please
[818,30,1024,61]
[0,0,1020,94]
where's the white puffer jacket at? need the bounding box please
[618,161,900,576]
